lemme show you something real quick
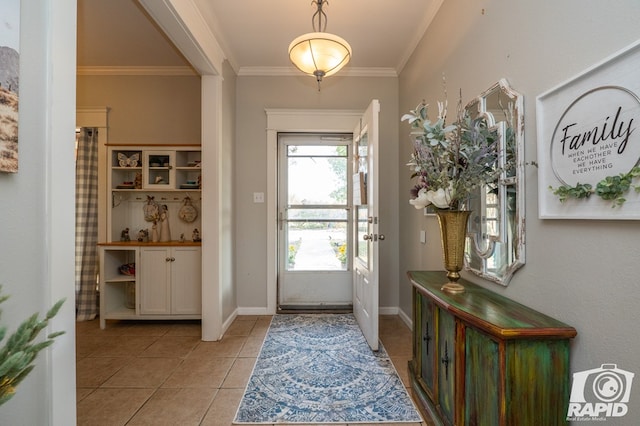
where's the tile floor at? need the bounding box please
[76,315,434,425]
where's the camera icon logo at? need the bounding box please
[567,364,635,419]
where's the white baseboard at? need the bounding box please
[379,306,399,315]
[397,308,413,330]
[237,307,273,316]
[221,309,239,336]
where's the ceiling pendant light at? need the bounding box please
[288,0,352,90]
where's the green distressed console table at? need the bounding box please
[408,271,577,425]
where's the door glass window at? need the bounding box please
[285,144,349,271]
[354,130,369,267]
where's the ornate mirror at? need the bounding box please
[464,79,525,285]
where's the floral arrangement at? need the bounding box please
[402,97,502,210]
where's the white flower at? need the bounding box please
[408,186,454,209]
[409,188,431,209]
[426,186,453,209]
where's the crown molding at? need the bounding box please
[237,66,398,78]
[76,66,198,76]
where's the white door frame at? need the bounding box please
[266,109,362,314]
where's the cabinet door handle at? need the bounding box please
[441,340,450,380]
[165,257,171,262]
[171,257,175,262]
[423,321,431,355]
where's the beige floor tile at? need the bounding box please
[221,357,256,389]
[162,357,235,388]
[140,335,200,358]
[76,334,110,359]
[76,387,155,426]
[249,317,272,337]
[127,388,217,426]
[234,315,261,321]
[102,357,182,388]
[164,320,202,336]
[381,333,413,357]
[390,355,412,388]
[76,356,133,388]
[238,335,265,357]
[76,387,95,403]
[199,388,244,426]
[89,335,160,357]
[120,321,173,336]
[187,336,246,359]
[225,318,256,336]
[76,319,130,336]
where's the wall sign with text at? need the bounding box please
[537,39,640,219]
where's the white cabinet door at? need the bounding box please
[140,246,201,315]
[139,247,172,314]
[171,246,202,314]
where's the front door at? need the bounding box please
[353,100,381,351]
[277,133,353,309]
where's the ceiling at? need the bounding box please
[78,0,443,76]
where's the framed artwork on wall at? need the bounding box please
[536,39,640,219]
[0,0,20,173]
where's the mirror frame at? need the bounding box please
[463,79,525,286]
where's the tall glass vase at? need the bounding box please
[435,209,471,294]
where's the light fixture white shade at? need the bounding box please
[288,32,352,80]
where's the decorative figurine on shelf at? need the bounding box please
[144,196,159,222]
[134,172,142,189]
[120,228,130,242]
[151,223,159,242]
[179,233,185,243]
[159,204,171,242]
[137,229,149,243]
[192,228,201,242]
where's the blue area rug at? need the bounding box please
[234,314,422,424]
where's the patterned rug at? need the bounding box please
[233,314,422,424]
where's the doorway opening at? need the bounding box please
[277,133,353,312]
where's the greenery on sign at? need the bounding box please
[550,166,640,207]
[0,287,65,406]
[402,95,502,210]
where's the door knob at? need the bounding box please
[378,234,385,241]
[363,234,372,241]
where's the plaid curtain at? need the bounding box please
[75,128,99,320]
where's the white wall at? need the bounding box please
[0,0,77,424]
[234,75,400,312]
[399,1,640,423]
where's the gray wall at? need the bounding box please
[234,75,400,311]
[399,1,640,423]
[77,74,201,144]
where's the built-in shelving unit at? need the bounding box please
[99,145,203,329]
